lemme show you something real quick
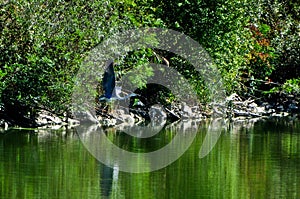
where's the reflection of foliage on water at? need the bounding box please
[99,119,201,153]
[1,119,299,198]
[0,129,100,199]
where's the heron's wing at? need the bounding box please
[102,61,115,98]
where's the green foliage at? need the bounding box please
[153,0,254,95]
[261,78,300,97]
[0,0,162,123]
[0,0,299,125]
[154,0,299,97]
[120,48,155,89]
[248,0,300,84]
[282,78,300,94]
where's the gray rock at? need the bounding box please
[36,110,63,126]
[149,104,167,124]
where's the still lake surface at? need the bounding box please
[0,118,299,199]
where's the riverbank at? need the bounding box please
[0,92,299,131]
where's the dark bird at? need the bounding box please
[99,60,137,102]
[102,60,115,99]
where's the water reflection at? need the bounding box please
[0,118,299,199]
[76,120,200,173]
[99,163,113,198]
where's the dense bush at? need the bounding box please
[0,0,162,126]
[154,0,299,96]
[153,0,255,94]
[0,0,299,126]
[247,0,300,94]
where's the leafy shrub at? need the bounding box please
[0,0,162,125]
[248,0,300,84]
[282,78,300,94]
[1,0,299,126]
[152,0,254,95]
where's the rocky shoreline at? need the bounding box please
[91,92,299,127]
[0,93,299,131]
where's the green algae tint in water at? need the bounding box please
[0,119,299,199]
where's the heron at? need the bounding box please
[99,60,137,102]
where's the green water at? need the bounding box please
[0,119,299,199]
